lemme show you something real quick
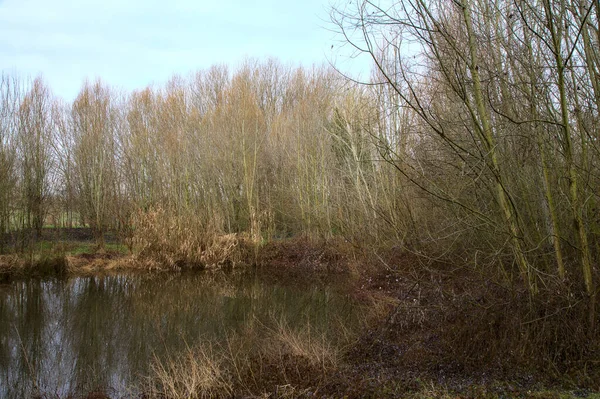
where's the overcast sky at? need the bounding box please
[0,0,370,100]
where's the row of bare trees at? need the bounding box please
[331,0,599,326]
[0,76,55,251]
[0,62,398,253]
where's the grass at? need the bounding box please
[141,318,600,399]
[142,313,354,399]
[384,386,600,399]
[19,240,129,257]
[148,343,233,399]
[62,241,129,255]
[268,317,343,371]
[0,253,68,282]
[0,223,251,280]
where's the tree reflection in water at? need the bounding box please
[0,272,360,398]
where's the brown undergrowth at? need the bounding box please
[0,253,68,281]
[321,251,600,398]
[0,210,256,280]
[0,251,141,281]
[129,208,253,270]
[142,317,354,399]
[253,235,365,285]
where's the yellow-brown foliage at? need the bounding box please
[130,207,250,269]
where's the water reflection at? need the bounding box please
[0,272,358,398]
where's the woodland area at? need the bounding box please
[1,0,600,395]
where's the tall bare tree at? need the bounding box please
[16,77,54,243]
[0,74,21,251]
[71,80,118,248]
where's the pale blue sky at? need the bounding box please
[0,0,370,100]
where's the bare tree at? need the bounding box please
[71,80,118,248]
[16,77,54,244]
[0,74,21,251]
[330,0,598,311]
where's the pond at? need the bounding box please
[0,272,362,398]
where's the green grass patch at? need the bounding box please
[64,242,96,255]
[35,240,55,253]
[65,242,128,255]
[20,240,129,256]
[104,242,129,254]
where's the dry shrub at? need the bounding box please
[0,254,24,281]
[444,280,600,383]
[0,253,68,280]
[255,235,359,284]
[129,207,251,270]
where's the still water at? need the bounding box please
[0,272,360,398]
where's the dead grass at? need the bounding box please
[0,224,253,279]
[0,254,23,269]
[64,252,139,275]
[146,343,233,399]
[269,318,344,371]
[142,314,356,399]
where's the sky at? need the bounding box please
[0,0,371,100]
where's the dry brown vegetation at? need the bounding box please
[143,314,355,399]
[129,207,252,270]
